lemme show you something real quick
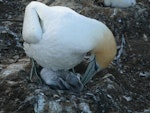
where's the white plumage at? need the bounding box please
[104,0,136,8]
[22,1,116,91]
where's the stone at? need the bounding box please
[79,102,92,113]
[0,58,30,78]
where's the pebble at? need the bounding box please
[79,102,92,113]
[48,101,62,113]
[123,95,132,101]
[139,72,150,78]
[0,58,30,78]
[34,93,47,113]
[143,34,148,42]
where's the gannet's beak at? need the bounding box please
[81,55,100,85]
[81,27,117,85]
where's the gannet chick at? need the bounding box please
[22,1,116,92]
[40,68,83,92]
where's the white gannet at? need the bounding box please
[22,1,116,92]
[104,0,136,8]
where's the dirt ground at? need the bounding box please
[0,0,150,113]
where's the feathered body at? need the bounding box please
[23,1,116,72]
[104,0,136,8]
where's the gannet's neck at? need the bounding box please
[93,26,116,69]
[22,2,43,44]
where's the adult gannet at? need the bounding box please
[22,1,116,92]
[104,0,136,8]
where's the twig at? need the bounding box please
[116,34,126,60]
[114,34,126,69]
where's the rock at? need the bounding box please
[102,73,116,80]
[0,58,30,78]
[143,109,150,113]
[122,95,132,101]
[143,34,148,42]
[32,88,78,113]
[48,101,62,113]
[65,105,77,113]
[0,110,5,113]
[12,55,20,60]
[34,93,48,113]
[138,108,150,113]
[79,102,92,113]
[139,72,150,78]
[6,80,19,85]
[100,73,123,96]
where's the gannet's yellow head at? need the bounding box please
[93,28,116,69]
